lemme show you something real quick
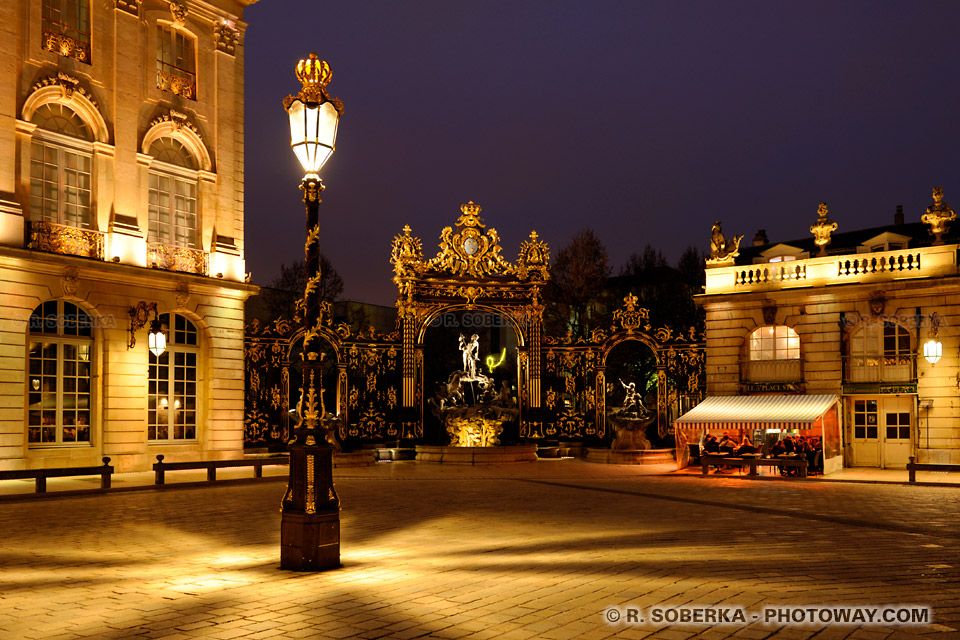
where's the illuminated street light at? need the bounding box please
[279,52,344,572]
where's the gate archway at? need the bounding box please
[542,293,705,442]
[390,201,550,438]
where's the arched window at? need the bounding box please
[147,138,198,248]
[848,321,913,383]
[156,24,196,99]
[148,313,199,441]
[27,300,93,445]
[41,0,91,64]
[29,103,94,229]
[742,325,801,383]
[748,325,800,361]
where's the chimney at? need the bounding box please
[753,229,768,246]
[895,205,904,225]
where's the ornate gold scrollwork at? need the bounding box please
[147,243,208,275]
[29,222,104,260]
[42,30,90,63]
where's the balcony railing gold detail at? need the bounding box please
[41,27,91,64]
[148,243,208,276]
[157,63,196,100]
[29,221,104,260]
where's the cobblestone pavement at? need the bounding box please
[2,461,960,640]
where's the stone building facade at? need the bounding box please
[698,195,960,468]
[0,0,258,471]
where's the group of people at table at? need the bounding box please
[700,433,824,475]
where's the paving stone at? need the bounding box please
[1,463,959,639]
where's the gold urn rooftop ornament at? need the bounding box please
[705,221,742,267]
[810,202,838,257]
[922,187,956,246]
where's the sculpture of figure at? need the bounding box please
[434,371,465,409]
[496,380,514,407]
[459,333,480,379]
[708,221,743,262]
[710,221,725,259]
[620,378,645,413]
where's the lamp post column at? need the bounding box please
[279,177,340,572]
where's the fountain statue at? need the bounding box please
[427,334,519,446]
[607,378,655,450]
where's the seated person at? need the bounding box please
[735,436,757,455]
[703,435,720,453]
[770,439,786,457]
[718,434,735,454]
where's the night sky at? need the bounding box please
[243,1,960,306]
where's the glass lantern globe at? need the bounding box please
[923,339,942,365]
[148,318,166,358]
[288,99,339,177]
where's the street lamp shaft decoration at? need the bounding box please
[280,52,342,572]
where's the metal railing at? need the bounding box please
[843,354,916,384]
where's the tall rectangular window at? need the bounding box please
[30,141,92,228]
[27,301,93,445]
[156,26,196,99]
[148,313,198,441]
[149,171,197,248]
[41,0,91,63]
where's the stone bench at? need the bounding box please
[153,455,288,484]
[0,457,113,493]
[907,456,960,483]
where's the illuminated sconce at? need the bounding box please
[128,301,166,357]
[923,312,942,365]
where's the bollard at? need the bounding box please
[155,454,165,485]
[100,457,112,489]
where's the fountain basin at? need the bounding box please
[415,444,538,464]
[584,448,675,465]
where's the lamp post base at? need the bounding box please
[280,510,341,571]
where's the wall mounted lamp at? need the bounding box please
[128,301,166,357]
[923,312,942,365]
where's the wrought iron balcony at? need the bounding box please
[41,21,91,64]
[28,221,104,260]
[147,243,209,276]
[156,61,196,100]
[843,354,917,384]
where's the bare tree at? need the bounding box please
[263,255,344,320]
[543,229,611,340]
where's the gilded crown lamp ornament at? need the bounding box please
[280,52,343,572]
[810,202,838,257]
[922,186,956,245]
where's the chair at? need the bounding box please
[688,443,702,466]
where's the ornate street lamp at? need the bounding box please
[279,52,344,571]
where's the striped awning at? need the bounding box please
[674,394,838,430]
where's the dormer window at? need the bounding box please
[860,233,910,254]
[768,255,796,263]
